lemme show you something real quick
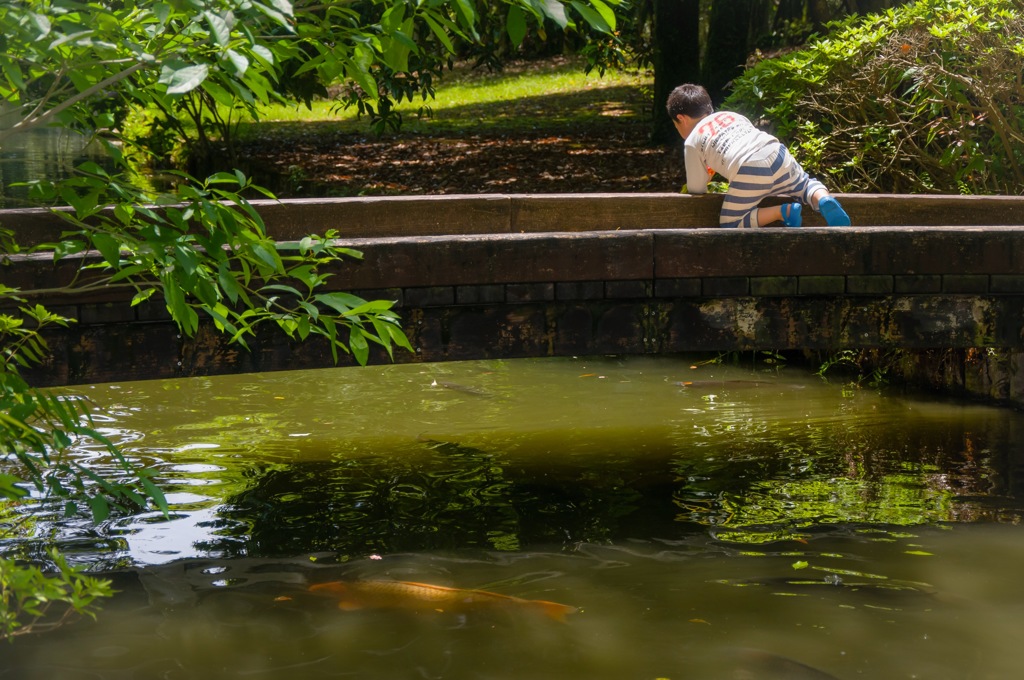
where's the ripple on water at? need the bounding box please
[162,492,213,509]
[169,463,225,474]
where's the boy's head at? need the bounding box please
[666,84,714,139]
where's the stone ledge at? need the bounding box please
[19,265,1024,327]
[653,226,1024,278]
[6,193,1024,249]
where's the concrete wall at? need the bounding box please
[3,194,1024,404]
[7,193,1024,247]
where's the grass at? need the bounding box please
[238,57,653,138]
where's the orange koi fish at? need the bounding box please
[308,580,577,622]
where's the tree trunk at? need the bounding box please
[855,0,913,12]
[808,0,832,29]
[650,0,701,146]
[702,0,757,103]
[772,0,806,36]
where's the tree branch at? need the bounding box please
[0,61,148,145]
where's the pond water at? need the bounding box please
[0,128,111,208]
[3,355,1024,679]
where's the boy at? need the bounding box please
[667,83,850,228]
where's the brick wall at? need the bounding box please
[3,196,1023,394]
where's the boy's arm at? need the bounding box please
[683,143,710,194]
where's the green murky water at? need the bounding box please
[3,355,1023,679]
[0,127,112,208]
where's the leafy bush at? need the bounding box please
[726,0,1024,194]
[1,548,114,641]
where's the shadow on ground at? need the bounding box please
[233,86,684,196]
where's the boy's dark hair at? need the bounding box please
[666,84,714,119]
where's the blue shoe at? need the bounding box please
[818,196,851,226]
[781,202,802,228]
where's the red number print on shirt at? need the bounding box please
[696,112,736,137]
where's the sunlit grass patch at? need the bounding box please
[240,57,652,138]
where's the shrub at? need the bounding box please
[726,0,1024,195]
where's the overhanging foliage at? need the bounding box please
[725,0,1024,194]
[0,0,625,641]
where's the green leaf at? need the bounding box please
[130,288,158,306]
[253,0,293,29]
[224,49,250,77]
[91,233,121,266]
[0,473,29,501]
[217,265,246,305]
[588,0,617,30]
[59,186,100,217]
[260,283,303,297]
[314,291,365,315]
[251,243,284,274]
[382,18,415,73]
[173,245,200,280]
[48,29,94,50]
[266,0,294,17]
[371,317,412,357]
[387,323,413,352]
[86,494,110,523]
[297,300,320,320]
[140,475,170,516]
[206,302,238,334]
[345,46,378,102]
[1,59,26,91]
[202,78,236,107]
[108,264,148,283]
[163,277,199,335]
[422,14,456,53]
[250,44,274,65]
[535,0,569,28]
[570,0,613,33]
[453,0,478,27]
[204,11,231,47]
[27,11,51,38]
[159,62,210,95]
[507,5,528,46]
[194,276,220,308]
[342,299,395,318]
[349,326,369,365]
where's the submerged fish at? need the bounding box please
[674,380,806,390]
[714,574,939,597]
[730,648,841,680]
[308,580,577,622]
[430,379,494,398]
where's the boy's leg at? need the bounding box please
[720,187,767,229]
[757,203,801,227]
[720,148,790,228]
[776,152,851,226]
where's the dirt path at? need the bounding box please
[238,124,683,196]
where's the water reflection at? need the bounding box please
[0,127,111,207]
[3,355,1024,678]
[215,445,671,557]
[6,356,1023,562]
